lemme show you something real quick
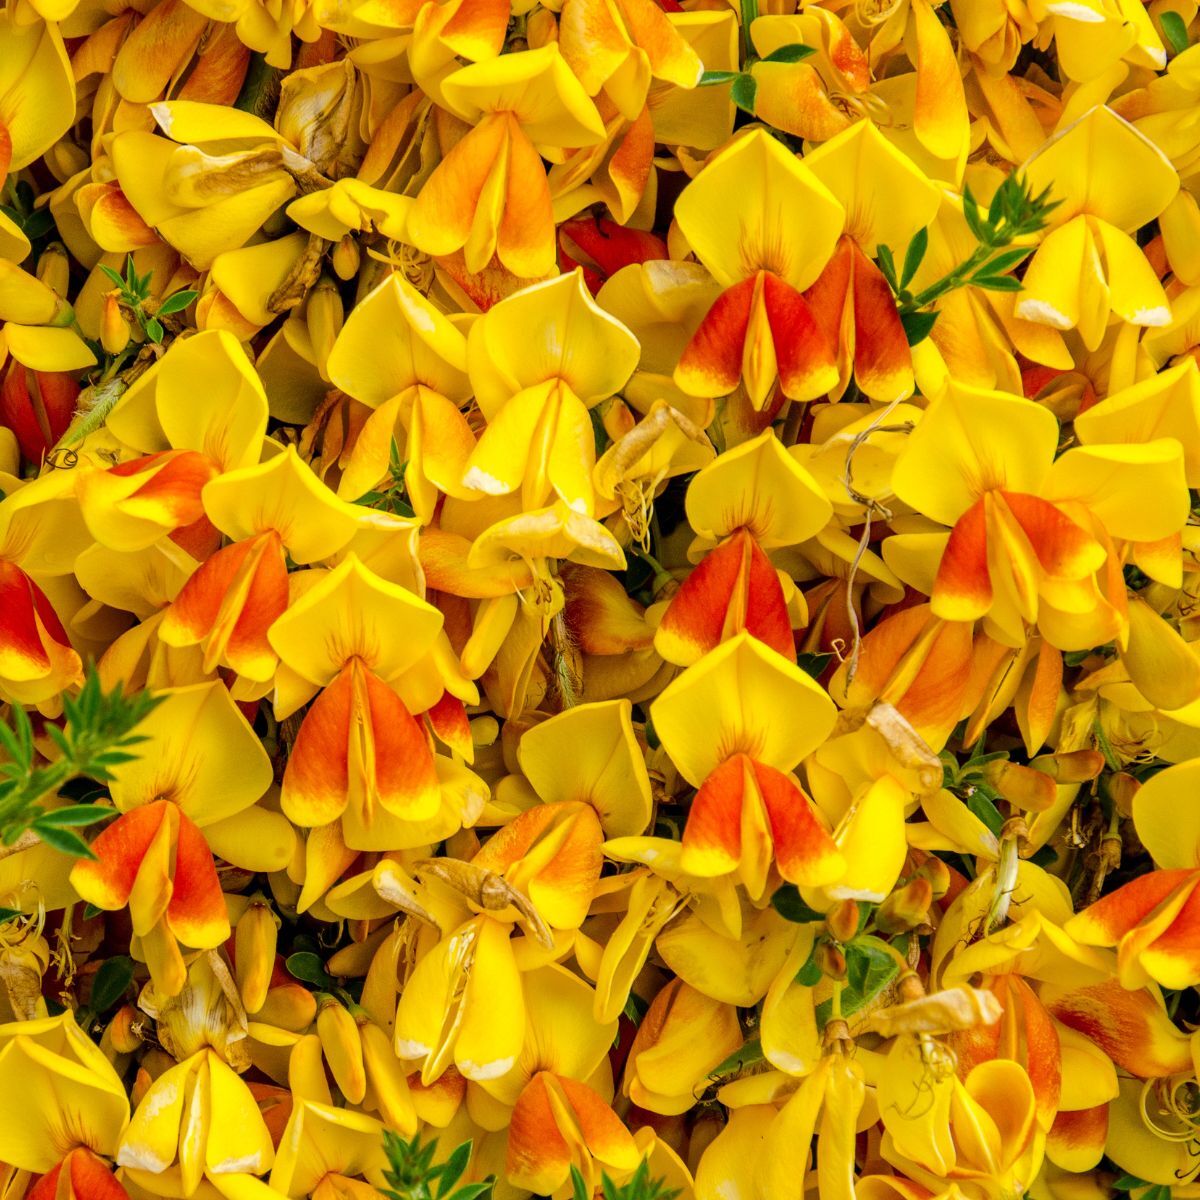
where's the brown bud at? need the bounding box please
[876,877,933,934]
[917,856,951,899]
[824,899,860,944]
[815,941,847,981]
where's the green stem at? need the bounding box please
[740,0,758,61]
[900,244,993,312]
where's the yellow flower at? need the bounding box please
[671,129,845,409]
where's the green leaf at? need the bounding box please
[83,903,103,920]
[99,265,126,289]
[34,825,96,859]
[32,804,113,828]
[796,651,831,679]
[0,907,24,923]
[979,247,1031,276]
[795,938,823,986]
[286,951,334,988]
[144,316,165,344]
[622,991,649,1026]
[900,309,939,346]
[875,243,899,292]
[23,210,55,240]
[771,884,824,924]
[965,787,1005,837]
[697,70,739,86]
[971,274,1022,292]
[899,228,928,289]
[730,72,758,114]
[157,289,198,316]
[818,935,898,1022]
[438,1141,472,1197]
[448,1185,493,1200]
[761,42,816,63]
[90,955,134,1012]
[571,1167,591,1200]
[45,724,70,759]
[1161,11,1190,56]
[961,185,986,243]
[0,722,25,769]
[12,702,34,763]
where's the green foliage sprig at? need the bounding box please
[381,1131,492,1200]
[0,667,161,857]
[99,254,197,347]
[571,1159,681,1200]
[877,173,1060,345]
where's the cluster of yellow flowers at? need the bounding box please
[5,0,1200,1198]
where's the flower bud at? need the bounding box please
[45,138,90,181]
[981,760,1057,812]
[316,996,367,1104]
[306,274,343,382]
[107,1003,145,1054]
[36,242,71,298]
[526,6,558,47]
[824,899,860,944]
[1028,749,1105,783]
[257,982,318,1031]
[235,900,279,1015]
[876,877,933,934]
[331,235,361,281]
[815,941,847,981]
[100,291,131,356]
